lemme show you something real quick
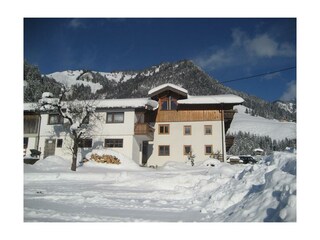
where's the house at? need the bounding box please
[253,148,264,156]
[23,83,244,166]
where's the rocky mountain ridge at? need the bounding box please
[24,60,296,122]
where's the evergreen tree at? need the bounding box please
[24,60,62,102]
[228,131,296,155]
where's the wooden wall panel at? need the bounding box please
[156,110,222,122]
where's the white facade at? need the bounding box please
[24,106,153,166]
[24,84,244,167]
[147,121,225,167]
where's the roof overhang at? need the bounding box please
[177,94,244,105]
[24,98,159,112]
[148,83,188,98]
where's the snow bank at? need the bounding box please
[24,156,71,173]
[24,149,141,174]
[190,151,296,222]
[24,151,296,222]
[84,149,141,170]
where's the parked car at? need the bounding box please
[239,155,257,164]
[227,156,242,164]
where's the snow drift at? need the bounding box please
[24,152,296,222]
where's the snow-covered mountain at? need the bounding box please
[46,70,104,93]
[274,100,296,114]
[25,60,296,122]
[228,105,296,141]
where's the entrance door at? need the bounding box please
[142,141,148,165]
[44,139,56,158]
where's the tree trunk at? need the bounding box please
[71,139,78,171]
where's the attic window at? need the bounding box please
[48,114,64,125]
[171,98,177,110]
[161,100,168,110]
[160,96,177,111]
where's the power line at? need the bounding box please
[220,66,296,84]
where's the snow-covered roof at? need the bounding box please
[253,148,264,152]
[177,94,244,105]
[42,92,54,98]
[24,98,158,111]
[24,102,39,111]
[148,83,188,97]
[94,98,158,110]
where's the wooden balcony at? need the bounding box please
[224,110,236,120]
[134,123,154,138]
[226,135,235,152]
[156,110,222,122]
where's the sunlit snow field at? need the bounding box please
[24,151,296,222]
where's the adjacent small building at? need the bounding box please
[23,83,244,166]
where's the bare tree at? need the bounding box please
[40,87,98,171]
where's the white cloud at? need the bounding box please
[246,34,295,58]
[280,81,296,101]
[246,34,279,57]
[68,19,86,29]
[194,29,295,70]
[195,50,232,70]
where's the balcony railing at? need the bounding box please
[224,110,236,120]
[226,135,235,152]
[134,123,154,137]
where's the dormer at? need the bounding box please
[148,84,188,111]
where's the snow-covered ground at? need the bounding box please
[228,105,296,140]
[24,151,296,222]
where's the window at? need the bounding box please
[161,100,168,110]
[170,98,177,110]
[183,145,192,155]
[159,145,170,156]
[160,96,178,111]
[184,125,192,135]
[78,139,92,148]
[57,139,63,148]
[23,137,28,149]
[205,145,213,155]
[24,115,40,133]
[48,114,64,125]
[159,124,170,134]
[204,125,212,135]
[105,139,123,148]
[106,112,124,123]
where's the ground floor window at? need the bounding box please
[105,139,123,148]
[183,145,192,155]
[159,145,170,156]
[205,145,213,155]
[78,139,93,148]
[24,137,28,149]
[57,139,63,148]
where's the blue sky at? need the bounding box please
[24,18,296,102]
